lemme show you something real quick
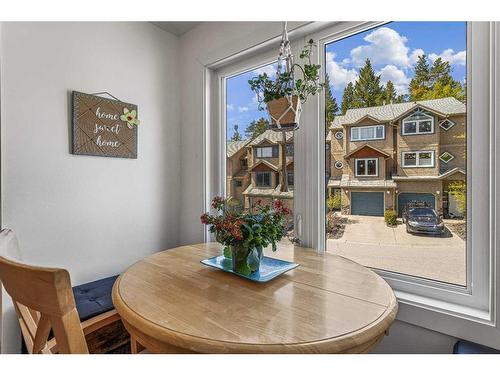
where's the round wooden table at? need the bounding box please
[112,243,398,353]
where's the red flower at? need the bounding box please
[273,200,283,210]
[200,213,210,224]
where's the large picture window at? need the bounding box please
[402,151,435,167]
[402,110,434,135]
[350,125,384,141]
[355,158,378,176]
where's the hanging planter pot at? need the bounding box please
[267,96,301,129]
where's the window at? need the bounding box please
[334,160,343,169]
[334,131,344,140]
[286,143,294,156]
[240,158,248,168]
[255,146,278,158]
[439,151,455,164]
[440,119,456,131]
[402,110,434,135]
[355,158,378,176]
[287,171,294,187]
[350,125,384,141]
[234,180,242,187]
[255,171,272,187]
[402,151,435,168]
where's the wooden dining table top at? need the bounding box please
[112,242,398,354]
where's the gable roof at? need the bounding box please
[345,144,391,159]
[249,159,279,172]
[227,140,250,158]
[247,129,293,147]
[331,97,466,129]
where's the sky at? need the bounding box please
[226,22,467,140]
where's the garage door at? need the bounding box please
[397,193,435,217]
[351,192,384,216]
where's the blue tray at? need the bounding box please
[201,255,299,283]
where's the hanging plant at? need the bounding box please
[248,38,325,129]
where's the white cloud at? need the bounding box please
[377,64,410,95]
[326,52,358,90]
[409,48,425,65]
[238,106,249,113]
[253,64,278,78]
[350,27,410,67]
[429,48,466,66]
[226,104,234,111]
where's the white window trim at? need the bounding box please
[354,158,378,176]
[402,150,435,168]
[256,145,276,158]
[255,171,272,187]
[439,151,456,164]
[440,118,456,131]
[205,21,500,349]
[350,124,385,141]
[402,112,435,135]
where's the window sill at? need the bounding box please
[394,290,500,350]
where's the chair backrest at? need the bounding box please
[0,230,88,354]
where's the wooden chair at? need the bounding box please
[0,229,122,354]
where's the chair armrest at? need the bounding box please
[81,309,121,336]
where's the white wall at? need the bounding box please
[0,22,181,353]
[178,21,459,354]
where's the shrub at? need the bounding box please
[327,193,341,211]
[384,210,397,226]
[326,211,339,233]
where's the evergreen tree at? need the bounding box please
[245,117,269,140]
[409,54,431,100]
[324,74,339,133]
[230,124,242,141]
[383,80,397,104]
[341,82,355,114]
[352,59,384,108]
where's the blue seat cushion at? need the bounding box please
[72,275,119,322]
[453,340,500,354]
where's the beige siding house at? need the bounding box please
[328,97,466,217]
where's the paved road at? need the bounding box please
[327,215,466,286]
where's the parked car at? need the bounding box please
[402,202,445,235]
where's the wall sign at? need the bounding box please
[72,91,139,158]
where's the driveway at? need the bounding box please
[327,215,466,285]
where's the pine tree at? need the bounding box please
[324,74,339,133]
[341,82,355,114]
[409,54,431,101]
[383,80,397,104]
[230,124,242,141]
[352,59,384,108]
[245,117,269,140]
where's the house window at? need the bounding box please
[440,119,456,131]
[255,172,272,187]
[439,151,455,164]
[234,180,242,188]
[255,146,278,158]
[350,125,384,141]
[402,110,434,135]
[334,131,344,140]
[286,143,294,156]
[240,158,248,168]
[334,161,343,169]
[402,151,435,167]
[355,158,378,176]
[287,171,294,187]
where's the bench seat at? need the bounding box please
[73,275,119,321]
[453,340,500,354]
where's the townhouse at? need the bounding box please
[328,97,466,217]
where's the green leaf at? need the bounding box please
[223,246,232,259]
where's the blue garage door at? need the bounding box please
[397,193,435,217]
[351,192,384,216]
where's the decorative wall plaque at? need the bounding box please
[72,91,139,158]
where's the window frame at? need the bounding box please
[287,171,294,187]
[354,158,378,177]
[402,111,435,135]
[206,21,500,349]
[440,118,456,131]
[401,150,435,168]
[255,145,278,158]
[439,151,456,164]
[255,171,272,188]
[350,124,385,141]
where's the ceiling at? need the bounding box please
[151,22,203,36]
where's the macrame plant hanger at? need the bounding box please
[269,22,300,193]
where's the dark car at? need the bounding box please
[402,203,445,235]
